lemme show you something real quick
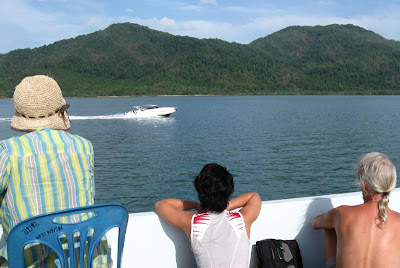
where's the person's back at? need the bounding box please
[155,163,261,268]
[0,128,94,224]
[0,75,110,267]
[191,210,249,267]
[312,152,399,268]
[335,203,400,268]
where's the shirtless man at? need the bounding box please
[312,152,400,268]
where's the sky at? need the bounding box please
[1,0,400,54]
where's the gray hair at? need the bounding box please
[356,152,397,228]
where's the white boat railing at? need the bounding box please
[111,188,400,267]
[2,189,400,267]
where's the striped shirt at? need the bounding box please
[0,128,110,267]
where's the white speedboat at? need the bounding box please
[124,105,177,118]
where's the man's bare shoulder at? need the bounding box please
[325,205,352,222]
[388,209,400,224]
[337,203,369,211]
[335,205,351,210]
[334,204,353,214]
[334,204,366,222]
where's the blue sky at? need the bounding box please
[1,0,400,54]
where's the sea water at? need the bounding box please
[1,96,399,212]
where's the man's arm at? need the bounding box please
[312,207,340,230]
[227,192,262,236]
[0,145,10,193]
[154,199,199,238]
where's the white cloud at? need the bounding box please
[180,5,204,12]
[159,17,178,30]
[0,0,77,43]
[125,8,134,13]
[85,16,113,28]
[0,0,111,53]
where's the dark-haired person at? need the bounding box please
[312,152,400,268]
[155,163,261,268]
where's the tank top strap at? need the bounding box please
[191,213,212,242]
[225,211,246,239]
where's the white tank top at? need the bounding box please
[190,210,250,268]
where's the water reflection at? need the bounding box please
[129,117,176,127]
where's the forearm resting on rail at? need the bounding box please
[312,208,338,230]
[155,198,200,212]
[227,192,260,210]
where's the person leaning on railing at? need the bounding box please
[155,163,261,268]
[0,75,111,267]
[312,152,400,268]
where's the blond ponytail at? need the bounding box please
[377,192,390,228]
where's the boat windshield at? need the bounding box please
[132,105,158,110]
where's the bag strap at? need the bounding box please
[257,239,303,267]
[271,240,285,260]
[282,240,303,268]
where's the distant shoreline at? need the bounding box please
[1,94,400,100]
[95,94,216,98]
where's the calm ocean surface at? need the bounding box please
[1,96,400,212]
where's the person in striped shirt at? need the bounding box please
[0,75,111,267]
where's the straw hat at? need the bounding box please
[11,75,71,132]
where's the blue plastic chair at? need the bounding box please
[7,203,129,268]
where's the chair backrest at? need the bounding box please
[7,203,129,268]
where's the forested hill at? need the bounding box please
[0,23,399,97]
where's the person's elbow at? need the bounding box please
[254,193,262,215]
[249,192,260,198]
[246,193,262,218]
[250,193,262,208]
[253,192,261,201]
[154,200,165,214]
[311,208,338,230]
[311,217,319,230]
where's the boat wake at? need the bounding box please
[70,113,173,120]
[0,113,174,122]
[70,114,127,120]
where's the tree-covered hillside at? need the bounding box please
[249,25,400,94]
[0,23,399,97]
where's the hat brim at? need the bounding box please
[11,111,71,132]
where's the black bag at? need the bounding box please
[256,239,303,268]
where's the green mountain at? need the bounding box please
[0,23,399,97]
